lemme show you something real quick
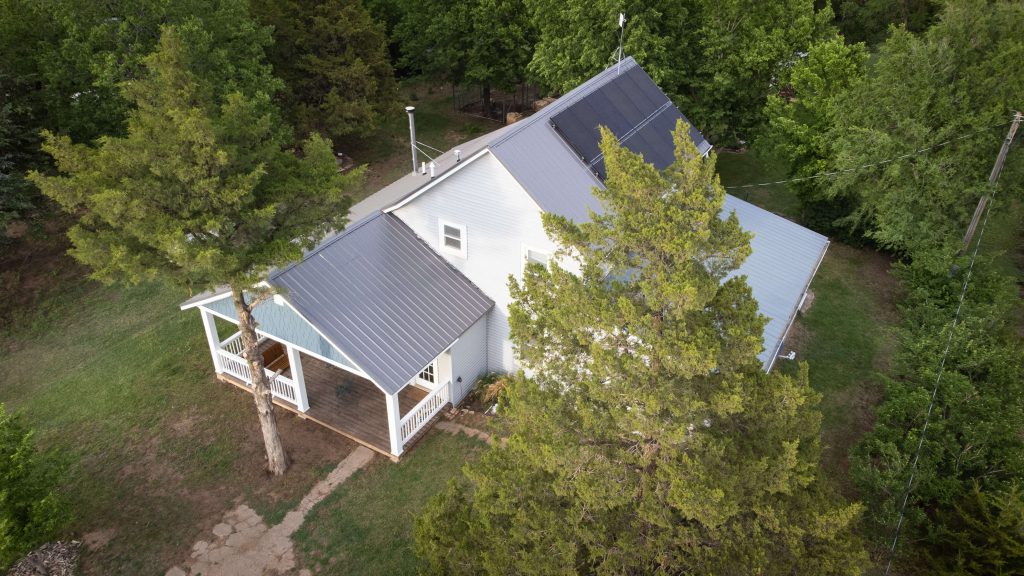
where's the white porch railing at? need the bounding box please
[217,333,299,404]
[399,380,451,446]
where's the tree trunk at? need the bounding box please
[231,285,289,475]
[482,84,492,119]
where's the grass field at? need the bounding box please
[0,276,356,574]
[294,431,486,575]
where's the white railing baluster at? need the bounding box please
[216,348,298,404]
[398,381,451,445]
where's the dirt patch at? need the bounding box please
[169,447,375,576]
[780,318,811,357]
[82,528,116,551]
[77,388,357,576]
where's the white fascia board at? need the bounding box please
[384,148,491,213]
[179,288,232,310]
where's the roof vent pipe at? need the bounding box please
[406,106,417,173]
[420,161,427,175]
[429,161,436,179]
[454,149,462,163]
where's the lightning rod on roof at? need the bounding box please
[616,13,626,74]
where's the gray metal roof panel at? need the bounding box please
[723,195,829,369]
[270,212,494,394]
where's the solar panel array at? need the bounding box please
[550,66,708,179]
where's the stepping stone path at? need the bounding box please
[166,446,375,576]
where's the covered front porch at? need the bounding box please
[200,306,452,459]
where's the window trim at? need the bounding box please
[438,220,467,258]
[521,244,551,273]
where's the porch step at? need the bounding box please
[399,402,452,455]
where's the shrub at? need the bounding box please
[0,403,67,569]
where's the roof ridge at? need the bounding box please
[487,57,639,149]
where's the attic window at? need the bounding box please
[439,220,467,258]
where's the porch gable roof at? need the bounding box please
[269,212,494,395]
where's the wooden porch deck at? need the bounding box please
[218,341,429,458]
[301,354,427,454]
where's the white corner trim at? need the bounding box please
[384,148,491,213]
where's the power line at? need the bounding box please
[883,111,1022,576]
[415,141,445,155]
[723,119,1014,190]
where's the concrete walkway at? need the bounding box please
[166,446,375,576]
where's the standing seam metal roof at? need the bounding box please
[269,212,493,394]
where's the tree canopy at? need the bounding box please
[765,0,1024,268]
[252,0,397,143]
[415,122,866,574]
[525,0,832,143]
[391,0,534,110]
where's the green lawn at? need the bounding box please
[774,245,899,493]
[0,276,354,574]
[294,430,486,575]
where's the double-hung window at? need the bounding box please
[522,245,551,272]
[439,220,467,258]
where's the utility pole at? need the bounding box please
[961,111,1022,253]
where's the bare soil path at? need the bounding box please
[167,446,375,576]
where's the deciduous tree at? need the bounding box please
[29,6,360,475]
[415,122,866,574]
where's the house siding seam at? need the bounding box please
[393,152,561,374]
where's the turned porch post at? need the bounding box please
[200,308,223,373]
[385,392,403,457]
[286,344,310,412]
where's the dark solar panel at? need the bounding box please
[550,65,709,179]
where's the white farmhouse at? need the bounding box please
[181,58,828,459]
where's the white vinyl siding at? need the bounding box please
[449,313,489,404]
[393,152,563,373]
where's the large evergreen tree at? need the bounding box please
[251,0,397,143]
[415,123,865,574]
[525,0,831,143]
[28,4,360,475]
